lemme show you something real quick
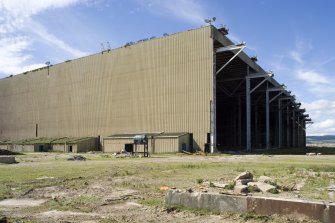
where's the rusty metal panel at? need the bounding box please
[0,26,213,151]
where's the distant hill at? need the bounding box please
[306,135,335,144]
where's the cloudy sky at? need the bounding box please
[1,0,334,136]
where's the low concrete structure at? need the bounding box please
[0,156,16,164]
[103,132,191,153]
[165,189,333,223]
[2,137,97,153]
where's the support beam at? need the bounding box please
[216,44,246,76]
[266,89,270,149]
[210,52,216,153]
[245,71,273,151]
[278,99,282,148]
[246,66,251,151]
[265,87,284,150]
[292,111,296,147]
[250,77,270,94]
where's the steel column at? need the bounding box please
[266,89,270,149]
[278,100,282,148]
[286,106,290,147]
[292,111,296,147]
[210,52,216,153]
[246,66,251,151]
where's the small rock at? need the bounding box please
[187,188,193,193]
[258,176,275,185]
[317,153,322,156]
[248,182,276,193]
[236,179,253,185]
[212,182,228,188]
[67,155,86,161]
[306,153,316,156]
[295,182,305,191]
[234,171,253,182]
[326,185,335,192]
[234,185,248,194]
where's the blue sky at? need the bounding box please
[1,0,334,135]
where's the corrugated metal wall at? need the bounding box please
[0,26,213,150]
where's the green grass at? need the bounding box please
[140,197,164,207]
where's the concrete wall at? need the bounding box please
[52,144,66,152]
[0,27,213,151]
[76,138,97,152]
[103,138,133,153]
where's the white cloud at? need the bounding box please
[138,0,206,25]
[296,69,329,85]
[0,0,86,76]
[289,50,303,64]
[27,20,86,58]
[307,119,335,136]
[302,99,335,135]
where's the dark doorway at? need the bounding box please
[69,146,73,152]
[124,144,133,153]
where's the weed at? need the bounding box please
[180,163,206,169]
[287,165,296,174]
[268,188,279,194]
[225,182,235,190]
[248,185,260,192]
[46,195,101,212]
[140,197,164,207]
[241,212,272,222]
[196,178,204,184]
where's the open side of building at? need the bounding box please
[0,25,311,153]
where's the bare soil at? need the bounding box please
[1,152,332,222]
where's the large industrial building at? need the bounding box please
[0,25,311,153]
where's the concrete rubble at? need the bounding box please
[247,182,276,193]
[234,171,253,182]
[67,155,86,161]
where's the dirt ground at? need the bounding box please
[0,152,333,223]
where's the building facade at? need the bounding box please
[0,26,310,152]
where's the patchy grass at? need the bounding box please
[46,195,102,212]
[140,197,164,207]
[1,153,335,212]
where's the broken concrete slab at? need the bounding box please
[165,189,247,213]
[234,171,253,182]
[247,196,327,222]
[326,185,335,192]
[258,176,274,185]
[235,179,253,186]
[0,156,16,164]
[165,190,333,223]
[212,182,228,188]
[234,185,248,194]
[247,182,276,193]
